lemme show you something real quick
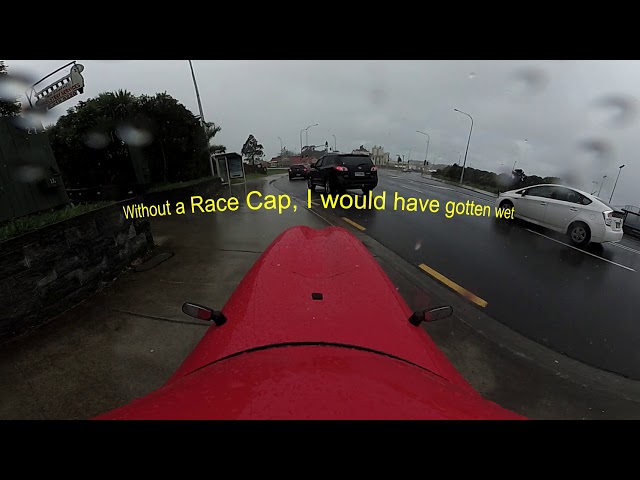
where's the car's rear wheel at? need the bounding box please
[288,175,292,181]
[325,178,335,195]
[307,178,315,191]
[568,221,590,247]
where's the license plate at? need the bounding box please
[355,172,364,177]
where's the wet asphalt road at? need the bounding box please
[275,170,640,379]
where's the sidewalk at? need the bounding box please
[1,176,639,419]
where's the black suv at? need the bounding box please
[308,153,378,194]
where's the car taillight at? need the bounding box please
[603,210,612,226]
[334,166,348,172]
[371,166,377,172]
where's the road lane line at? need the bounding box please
[418,263,488,308]
[611,242,640,255]
[525,229,636,272]
[342,217,366,231]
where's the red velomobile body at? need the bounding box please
[96,226,525,420]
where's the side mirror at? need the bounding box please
[408,305,453,326]
[182,302,227,327]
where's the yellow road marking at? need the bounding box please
[418,263,488,308]
[342,217,366,231]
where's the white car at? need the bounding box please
[496,184,624,246]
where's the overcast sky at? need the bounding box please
[5,60,640,206]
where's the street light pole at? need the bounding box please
[610,165,625,204]
[303,123,318,151]
[277,136,283,156]
[333,134,337,151]
[188,60,214,177]
[598,175,607,197]
[454,108,474,185]
[416,131,430,165]
[299,128,305,155]
[305,123,318,148]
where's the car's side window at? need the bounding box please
[316,158,324,168]
[549,186,571,202]
[526,186,554,198]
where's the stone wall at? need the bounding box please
[0,177,223,341]
[0,201,153,339]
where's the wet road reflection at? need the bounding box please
[274,171,640,379]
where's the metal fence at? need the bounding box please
[0,118,69,223]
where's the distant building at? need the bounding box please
[371,145,390,165]
[352,145,370,156]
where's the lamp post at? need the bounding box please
[454,108,474,185]
[304,123,318,148]
[333,134,337,151]
[299,128,305,155]
[416,130,430,166]
[598,175,607,197]
[188,60,214,177]
[609,165,625,204]
[408,147,414,162]
[277,136,283,156]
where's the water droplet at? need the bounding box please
[578,138,613,163]
[115,123,153,147]
[414,240,422,251]
[589,94,637,128]
[469,72,476,79]
[369,87,388,106]
[508,67,548,96]
[13,165,46,182]
[0,71,34,102]
[8,106,50,131]
[85,131,111,149]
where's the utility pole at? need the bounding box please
[188,60,214,177]
[454,108,474,185]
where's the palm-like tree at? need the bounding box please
[205,121,226,154]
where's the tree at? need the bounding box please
[511,168,526,187]
[281,148,296,157]
[0,61,21,117]
[204,122,226,155]
[47,90,219,187]
[241,134,264,165]
[397,156,402,163]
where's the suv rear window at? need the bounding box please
[337,155,373,167]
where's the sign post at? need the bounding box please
[28,62,86,111]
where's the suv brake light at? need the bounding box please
[603,210,612,226]
[333,166,348,172]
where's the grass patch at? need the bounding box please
[147,178,211,193]
[0,201,115,243]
